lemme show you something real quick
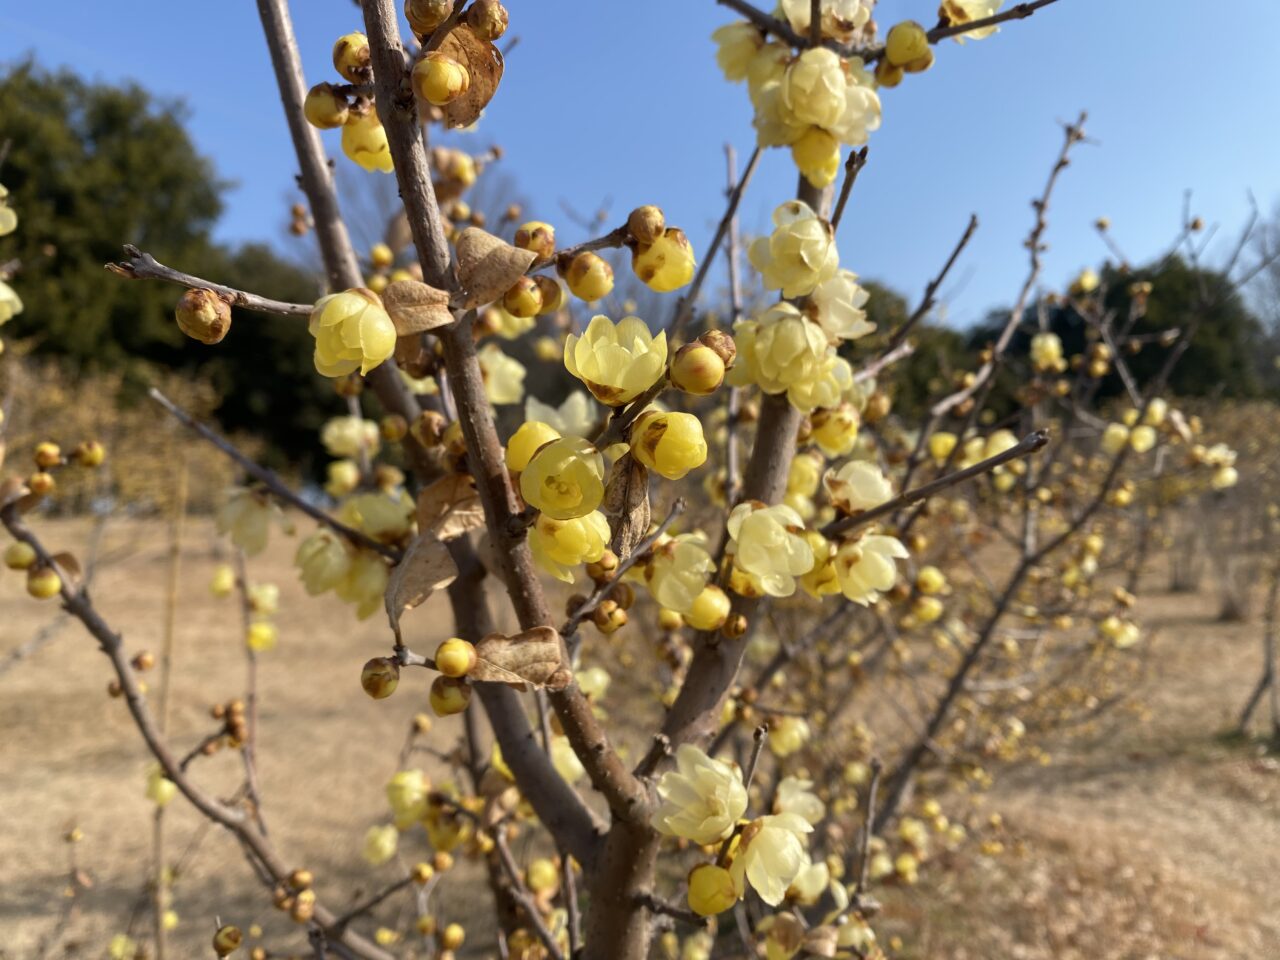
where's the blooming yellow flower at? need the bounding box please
[774,776,826,824]
[810,403,861,458]
[525,390,598,438]
[808,269,874,342]
[652,744,747,845]
[217,488,281,557]
[325,459,361,498]
[1101,422,1129,456]
[1129,425,1157,453]
[310,288,396,377]
[520,437,606,520]
[341,110,394,173]
[339,492,414,542]
[711,21,764,82]
[798,531,840,598]
[779,0,871,42]
[790,126,842,188]
[363,824,399,866]
[529,511,611,582]
[726,502,814,597]
[748,201,839,298]
[0,280,22,324]
[824,460,892,513]
[322,416,380,459]
[730,303,829,396]
[1030,331,1066,372]
[833,533,908,605]
[646,535,716,614]
[506,420,561,472]
[729,813,812,906]
[0,184,18,237]
[335,550,390,620]
[631,411,708,480]
[939,0,1003,42]
[477,342,527,405]
[386,769,429,828]
[769,716,811,757]
[483,302,536,340]
[295,528,352,595]
[564,315,668,405]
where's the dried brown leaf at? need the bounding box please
[455,227,536,309]
[382,279,453,335]
[416,473,485,541]
[472,626,572,690]
[437,25,503,129]
[384,531,458,639]
[51,552,82,587]
[602,453,650,558]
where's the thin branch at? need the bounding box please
[822,430,1050,539]
[853,758,883,898]
[716,0,806,47]
[148,388,401,561]
[829,147,869,233]
[493,830,566,960]
[107,246,311,318]
[332,875,417,931]
[635,892,705,927]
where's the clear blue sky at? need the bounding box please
[3,1,1277,327]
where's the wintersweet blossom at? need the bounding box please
[651,744,747,845]
[833,533,909,605]
[520,436,606,520]
[525,390,598,438]
[309,288,396,377]
[477,342,526,405]
[295,528,352,595]
[217,488,283,557]
[730,303,829,395]
[321,416,380,459]
[728,813,812,906]
[1030,330,1066,372]
[342,110,394,172]
[824,460,893,514]
[774,777,826,824]
[726,502,815,597]
[564,314,668,405]
[807,269,874,342]
[528,511,611,582]
[0,280,23,323]
[940,0,1004,43]
[645,535,716,614]
[712,21,764,82]
[778,0,871,43]
[748,201,839,298]
[363,824,399,866]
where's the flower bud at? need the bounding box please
[341,109,394,173]
[440,923,466,950]
[687,863,737,916]
[333,32,372,83]
[34,442,61,469]
[27,565,61,600]
[73,440,106,468]
[505,420,561,473]
[670,342,726,396]
[29,472,55,496]
[288,868,314,890]
[630,411,708,480]
[412,862,435,884]
[412,410,449,448]
[685,584,731,632]
[435,638,477,678]
[514,221,556,260]
[430,675,472,715]
[466,0,508,40]
[412,52,471,107]
[4,540,37,570]
[213,925,243,957]
[175,288,232,345]
[405,0,453,35]
[875,58,905,88]
[501,276,543,318]
[303,83,349,129]
[632,228,696,293]
[531,276,565,316]
[290,889,316,923]
[627,205,666,246]
[361,657,400,700]
[562,252,614,302]
[885,21,931,68]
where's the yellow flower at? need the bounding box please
[652,744,747,845]
[483,302,537,340]
[780,48,851,133]
[506,420,561,472]
[632,228,697,292]
[0,184,18,237]
[564,314,668,406]
[1129,425,1157,453]
[325,459,361,498]
[939,0,1003,42]
[246,621,278,652]
[646,535,715,614]
[788,452,823,499]
[529,511,611,582]
[730,303,829,395]
[551,736,585,784]
[788,855,831,905]
[335,550,390,620]
[790,127,842,188]
[778,0,871,43]
[1101,423,1129,456]
[146,763,177,807]
[0,280,22,324]
[310,288,396,377]
[928,431,957,463]
[322,415,380,458]
[520,437,605,520]
[209,563,236,597]
[363,824,399,866]
[477,342,526,405]
[688,863,738,916]
[712,21,764,81]
[341,110,394,173]
[916,565,947,595]
[823,460,892,514]
[525,390,598,438]
[563,251,614,302]
[686,584,733,631]
[834,533,908,605]
[1070,267,1100,296]
[726,502,815,597]
[109,935,138,960]
[769,716,811,757]
[295,528,352,595]
[631,411,708,480]
[339,491,414,542]
[808,269,874,342]
[728,813,812,906]
[1030,331,1065,372]
[216,488,281,557]
[798,531,839,598]
[774,776,826,824]
[810,403,860,458]
[386,769,429,827]
[748,201,839,298]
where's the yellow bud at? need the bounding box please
[435,638,477,678]
[562,251,614,302]
[440,923,466,950]
[175,288,232,345]
[685,584,731,632]
[341,110,394,173]
[430,676,472,716]
[333,32,371,83]
[790,126,841,188]
[875,58,904,88]
[514,221,556,259]
[465,0,508,41]
[246,621,278,653]
[670,342,726,396]
[73,440,106,468]
[405,0,453,35]
[5,540,37,570]
[501,276,543,318]
[213,925,243,957]
[361,657,400,700]
[630,411,708,480]
[928,431,957,463]
[632,228,696,293]
[887,21,931,65]
[506,420,561,472]
[303,82,349,129]
[412,52,471,107]
[412,862,435,884]
[658,608,684,631]
[687,863,737,916]
[526,858,559,893]
[29,471,55,497]
[27,565,62,600]
[533,276,565,315]
[915,565,946,595]
[627,205,666,245]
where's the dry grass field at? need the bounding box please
[1,516,1278,959]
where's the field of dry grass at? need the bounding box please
[1,516,1278,959]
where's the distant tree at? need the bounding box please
[0,61,333,471]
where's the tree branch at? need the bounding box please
[107,246,312,318]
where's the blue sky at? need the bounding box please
[3,1,1278,327]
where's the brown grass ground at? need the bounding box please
[1,517,1277,958]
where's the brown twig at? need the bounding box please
[493,829,567,960]
[829,147,869,233]
[108,246,312,317]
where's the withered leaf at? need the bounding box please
[384,531,458,639]
[602,453,650,558]
[51,552,82,587]
[416,473,486,541]
[382,279,453,335]
[471,626,572,690]
[802,927,839,958]
[455,227,536,309]
[384,210,413,256]
[437,25,504,129]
